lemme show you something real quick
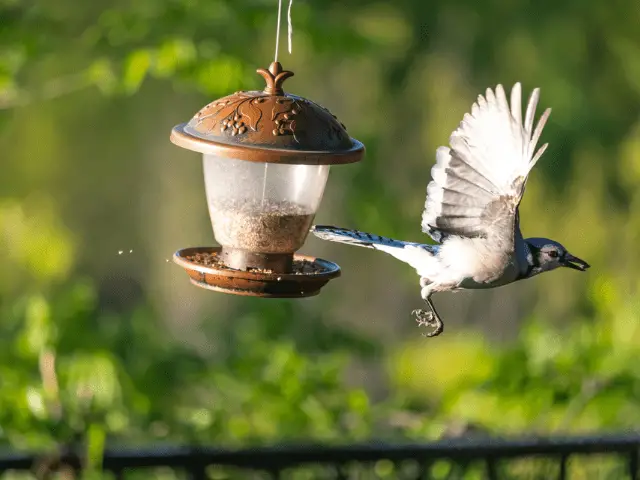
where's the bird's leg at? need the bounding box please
[412,283,444,337]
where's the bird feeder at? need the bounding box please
[170,61,364,297]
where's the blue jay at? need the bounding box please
[312,83,590,337]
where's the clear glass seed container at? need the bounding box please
[203,154,330,254]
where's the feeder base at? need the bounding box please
[173,246,341,298]
[219,247,293,273]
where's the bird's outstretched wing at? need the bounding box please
[422,83,551,245]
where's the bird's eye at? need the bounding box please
[548,250,559,258]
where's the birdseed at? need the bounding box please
[186,251,327,275]
[210,199,314,253]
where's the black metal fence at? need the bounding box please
[1,433,639,479]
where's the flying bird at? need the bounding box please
[311,83,590,337]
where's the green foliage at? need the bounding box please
[390,281,640,438]
[0,0,376,106]
[0,282,383,452]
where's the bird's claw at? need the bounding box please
[412,309,444,337]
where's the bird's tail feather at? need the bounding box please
[311,225,412,249]
[311,225,438,273]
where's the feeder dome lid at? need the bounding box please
[170,62,364,165]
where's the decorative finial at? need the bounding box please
[257,62,294,95]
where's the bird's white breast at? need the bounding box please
[415,236,518,289]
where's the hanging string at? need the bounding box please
[274,0,283,63]
[287,0,294,55]
[274,0,294,63]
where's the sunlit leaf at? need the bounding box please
[122,49,152,94]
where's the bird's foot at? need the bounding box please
[412,309,444,337]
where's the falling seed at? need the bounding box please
[118,250,123,255]
[129,250,133,253]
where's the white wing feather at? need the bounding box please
[422,83,551,243]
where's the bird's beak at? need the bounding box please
[563,253,590,271]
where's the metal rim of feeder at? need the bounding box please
[174,247,341,298]
[170,61,363,298]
